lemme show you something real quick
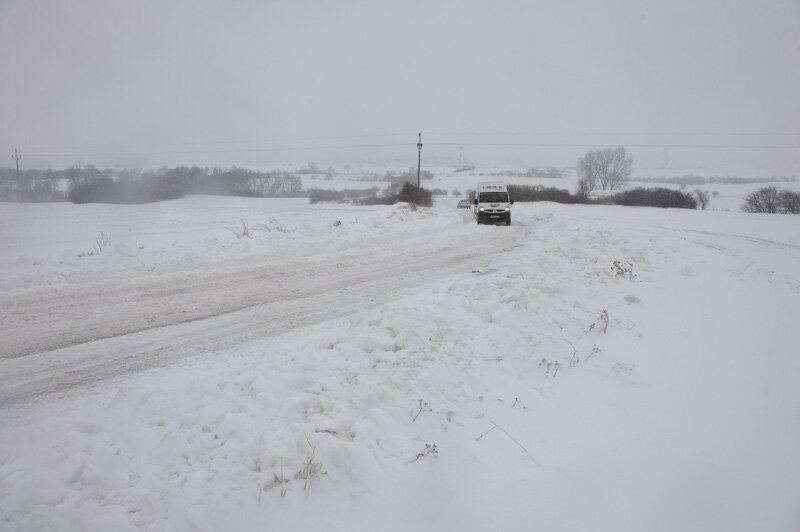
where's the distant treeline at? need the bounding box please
[0,165,304,204]
[507,185,700,209]
[476,167,565,179]
[630,175,797,186]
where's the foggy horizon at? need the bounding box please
[2,0,799,174]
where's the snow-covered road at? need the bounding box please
[0,199,522,405]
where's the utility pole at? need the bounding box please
[12,148,22,200]
[416,132,423,191]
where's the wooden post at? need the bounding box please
[12,148,22,200]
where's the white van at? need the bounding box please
[473,182,513,225]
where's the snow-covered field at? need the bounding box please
[1,193,799,531]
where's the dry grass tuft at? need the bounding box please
[294,435,324,493]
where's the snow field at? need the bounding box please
[1,197,799,531]
[0,197,443,291]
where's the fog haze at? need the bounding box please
[2,0,799,172]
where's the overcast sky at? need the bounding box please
[2,0,799,172]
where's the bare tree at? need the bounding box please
[577,150,600,192]
[601,146,633,191]
[577,147,633,193]
[742,186,779,213]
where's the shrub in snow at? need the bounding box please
[396,182,433,207]
[506,184,586,204]
[508,184,699,210]
[742,186,780,213]
[778,189,800,214]
[743,187,800,214]
[610,187,697,209]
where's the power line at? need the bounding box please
[428,142,800,150]
[426,131,800,138]
[25,143,412,158]
[20,139,800,160]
